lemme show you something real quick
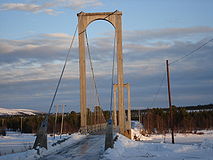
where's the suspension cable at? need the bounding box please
[85,30,101,107]
[109,32,117,119]
[85,29,116,122]
[47,25,78,115]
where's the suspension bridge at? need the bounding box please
[33,10,132,158]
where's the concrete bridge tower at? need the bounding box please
[77,11,126,134]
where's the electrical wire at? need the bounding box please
[150,72,166,108]
[150,38,213,108]
[170,38,213,65]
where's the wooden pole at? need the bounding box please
[166,60,174,144]
[54,104,58,139]
[60,104,65,139]
[20,117,23,133]
[138,110,141,123]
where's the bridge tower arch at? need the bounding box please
[77,11,126,134]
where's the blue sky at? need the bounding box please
[0,0,213,112]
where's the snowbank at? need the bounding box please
[131,121,151,141]
[131,129,152,141]
[102,132,213,160]
[0,133,86,160]
[200,139,213,150]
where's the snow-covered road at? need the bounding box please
[38,135,105,160]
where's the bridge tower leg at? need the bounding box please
[114,83,132,138]
[125,83,132,138]
[113,84,118,127]
[78,13,87,132]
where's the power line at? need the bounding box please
[150,72,166,108]
[150,38,213,108]
[170,38,213,65]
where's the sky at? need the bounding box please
[0,0,213,113]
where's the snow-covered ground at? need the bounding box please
[1,129,213,160]
[102,130,213,160]
[0,131,35,155]
[0,131,86,159]
[143,130,213,144]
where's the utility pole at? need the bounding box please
[138,109,141,123]
[20,117,23,134]
[60,104,65,139]
[166,60,174,144]
[54,104,58,139]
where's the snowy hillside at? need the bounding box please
[0,107,42,116]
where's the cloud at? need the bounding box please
[0,0,102,15]
[0,27,212,111]
[42,33,72,39]
[0,77,80,112]
[0,3,60,15]
[55,0,102,10]
[0,33,77,64]
[124,26,213,43]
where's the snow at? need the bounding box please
[0,131,86,159]
[145,130,213,144]
[0,107,42,116]
[102,130,213,160]
[0,131,34,155]
[1,128,213,160]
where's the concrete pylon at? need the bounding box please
[77,11,125,134]
[33,116,48,149]
[125,83,131,131]
[113,83,132,138]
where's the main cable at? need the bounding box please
[47,25,78,115]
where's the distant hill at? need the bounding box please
[0,107,42,116]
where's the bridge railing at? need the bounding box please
[86,123,107,134]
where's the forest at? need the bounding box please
[132,104,213,133]
[0,104,212,134]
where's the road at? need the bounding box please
[38,135,105,160]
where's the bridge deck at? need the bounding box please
[38,135,105,160]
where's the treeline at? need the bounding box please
[0,111,80,134]
[132,105,213,133]
[1,104,213,134]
